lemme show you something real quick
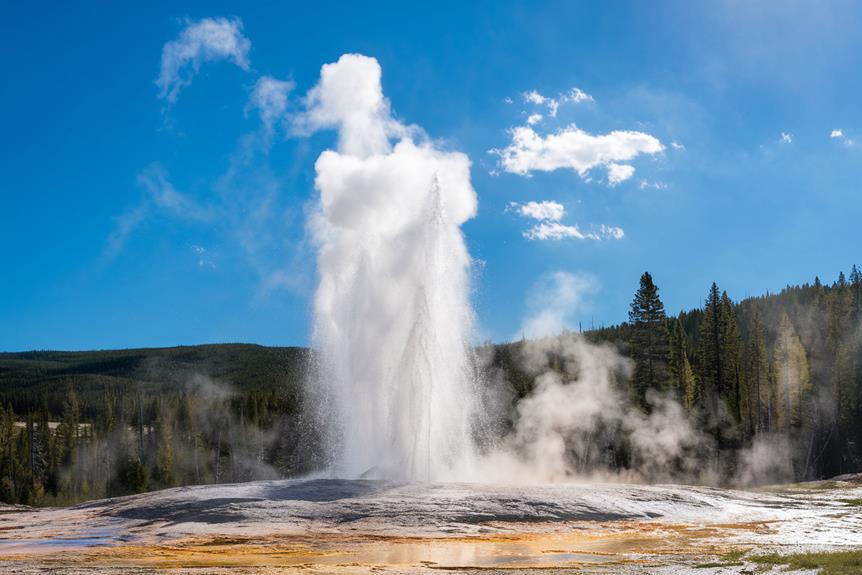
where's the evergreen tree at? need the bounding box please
[719,292,743,423]
[698,283,723,402]
[152,414,174,488]
[772,312,811,430]
[669,317,697,409]
[628,272,670,407]
[743,311,770,433]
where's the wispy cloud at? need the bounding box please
[137,164,213,221]
[517,271,598,340]
[523,90,559,117]
[566,87,594,103]
[102,205,148,262]
[599,224,624,240]
[639,179,668,190]
[191,245,217,269]
[103,164,214,263]
[780,131,793,144]
[521,86,594,119]
[246,76,294,132]
[156,17,251,103]
[524,222,597,240]
[830,128,855,146]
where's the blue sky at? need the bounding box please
[2,0,862,351]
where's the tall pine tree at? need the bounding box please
[628,272,670,407]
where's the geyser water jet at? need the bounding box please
[306,54,479,480]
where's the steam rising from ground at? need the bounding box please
[470,334,710,484]
[306,55,478,480]
[302,54,793,487]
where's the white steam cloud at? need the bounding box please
[305,54,478,481]
[298,55,688,487]
[470,333,707,484]
[517,271,597,340]
[156,17,251,103]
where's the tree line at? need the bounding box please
[0,381,316,505]
[596,267,862,480]
[0,270,860,505]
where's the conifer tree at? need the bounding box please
[744,311,770,433]
[669,317,697,409]
[698,283,723,401]
[772,312,811,430]
[719,292,743,422]
[628,272,670,407]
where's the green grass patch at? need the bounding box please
[839,498,862,506]
[758,480,845,494]
[694,549,748,568]
[750,549,862,575]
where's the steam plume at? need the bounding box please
[305,55,478,480]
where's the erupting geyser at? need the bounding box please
[307,54,479,480]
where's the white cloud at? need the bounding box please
[522,221,624,241]
[606,163,635,186]
[830,128,855,146]
[156,17,251,103]
[102,205,148,262]
[671,141,685,150]
[639,180,668,190]
[508,200,565,221]
[518,271,598,340]
[523,222,595,240]
[780,132,793,144]
[522,87,593,118]
[247,76,294,130]
[599,224,625,239]
[492,124,663,185]
[137,164,212,221]
[102,165,214,262]
[526,113,543,125]
[523,90,547,105]
[523,90,559,117]
[566,87,594,103]
[508,201,623,242]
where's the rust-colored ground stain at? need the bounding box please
[0,520,768,572]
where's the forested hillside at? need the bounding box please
[1,268,860,505]
[589,267,862,481]
[0,345,314,504]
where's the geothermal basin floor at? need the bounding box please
[0,478,861,574]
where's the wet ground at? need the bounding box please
[0,477,860,574]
